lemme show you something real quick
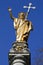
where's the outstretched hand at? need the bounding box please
[8,8,12,12]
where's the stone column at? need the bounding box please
[8,42,31,65]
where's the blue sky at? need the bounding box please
[0,0,43,65]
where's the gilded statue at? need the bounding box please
[8,8,33,42]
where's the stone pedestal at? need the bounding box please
[8,42,31,65]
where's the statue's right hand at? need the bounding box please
[8,8,12,12]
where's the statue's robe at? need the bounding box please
[13,18,33,42]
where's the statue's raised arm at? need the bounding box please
[8,8,14,20]
[8,8,19,30]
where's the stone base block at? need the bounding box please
[8,42,31,65]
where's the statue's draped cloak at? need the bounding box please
[13,18,32,42]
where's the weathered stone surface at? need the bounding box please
[8,42,31,65]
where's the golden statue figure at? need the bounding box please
[8,8,33,42]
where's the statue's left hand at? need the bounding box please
[8,8,12,12]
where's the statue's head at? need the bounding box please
[18,12,26,19]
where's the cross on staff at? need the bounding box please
[23,3,36,19]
